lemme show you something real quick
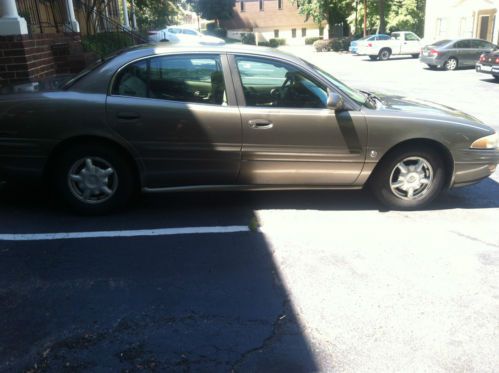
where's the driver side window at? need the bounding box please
[235,56,327,109]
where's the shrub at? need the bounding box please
[241,32,256,45]
[258,41,270,47]
[305,37,322,45]
[81,32,136,58]
[313,37,353,52]
[273,38,286,46]
[268,38,279,48]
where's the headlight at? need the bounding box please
[470,133,498,149]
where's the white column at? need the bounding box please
[122,0,130,29]
[64,0,80,32]
[131,0,137,30]
[0,0,28,35]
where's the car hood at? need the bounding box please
[373,93,487,125]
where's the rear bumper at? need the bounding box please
[475,63,499,76]
[420,55,444,67]
[452,149,499,187]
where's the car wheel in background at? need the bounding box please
[444,57,458,71]
[378,48,391,61]
[53,144,135,214]
[494,76,499,82]
[370,146,446,210]
[369,55,378,61]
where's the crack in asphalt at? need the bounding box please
[230,299,289,372]
[450,231,499,249]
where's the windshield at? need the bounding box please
[305,62,366,105]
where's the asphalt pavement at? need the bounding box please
[1,47,499,372]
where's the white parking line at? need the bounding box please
[0,226,250,241]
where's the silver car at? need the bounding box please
[420,38,497,70]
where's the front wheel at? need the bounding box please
[53,144,135,214]
[370,147,446,210]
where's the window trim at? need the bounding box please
[229,54,351,110]
[108,53,237,107]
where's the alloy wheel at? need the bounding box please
[389,157,434,200]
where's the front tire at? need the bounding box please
[370,146,446,210]
[53,144,135,214]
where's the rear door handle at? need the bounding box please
[248,119,273,129]
[116,111,141,120]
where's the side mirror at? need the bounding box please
[327,89,344,111]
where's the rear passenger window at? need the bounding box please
[113,55,227,106]
[455,40,471,48]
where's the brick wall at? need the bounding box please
[0,33,90,88]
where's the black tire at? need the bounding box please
[444,57,458,71]
[369,55,378,61]
[494,75,499,82]
[53,143,135,214]
[378,48,391,61]
[412,54,419,58]
[370,146,446,210]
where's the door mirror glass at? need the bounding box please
[327,89,344,111]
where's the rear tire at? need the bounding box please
[378,48,391,61]
[494,75,499,82]
[370,146,446,210]
[444,57,458,71]
[53,143,135,215]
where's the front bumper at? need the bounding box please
[476,63,499,76]
[452,148,499,187]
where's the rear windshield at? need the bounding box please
[432,40,451,47]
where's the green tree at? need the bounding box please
[134,0,180,31]
[191,0,235,24]
[386,0,426,35]
[292,0,353,38]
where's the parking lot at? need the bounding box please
[1,47,498,372]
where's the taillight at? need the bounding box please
[429,49,440,56]
[495,57,499,64]
[479,54,486,62]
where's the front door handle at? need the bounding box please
[116,111,141,120]
[248,119,273,129]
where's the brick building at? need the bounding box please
[221,0,326,45]
[0,0,140,89]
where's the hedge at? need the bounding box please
[305,37,322,45]
[313,37,353,52]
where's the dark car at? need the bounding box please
[476,50,499,81]
[0,45,498,214]
[420,38,497,70]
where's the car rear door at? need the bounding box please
[229,54,367,186]
[106,53,242,189]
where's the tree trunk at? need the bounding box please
[378,0,386,34]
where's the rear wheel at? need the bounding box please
[444,57,458,71]
[378,48,391,61]
[370,146,446,210]
[53,144,135,214]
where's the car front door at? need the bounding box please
[106,53,241,189]
[230,55,367,186]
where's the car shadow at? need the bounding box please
[364,56,418,62]
[479,77,499,84]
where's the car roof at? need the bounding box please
[113,43,306,66]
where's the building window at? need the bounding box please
[302,28,307,37]
[292,28,296,38]
[278,0,283,9]
[259,0,264,11]
[240,1,245,12]
[319,27,324,37]
[274,29,279,38]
